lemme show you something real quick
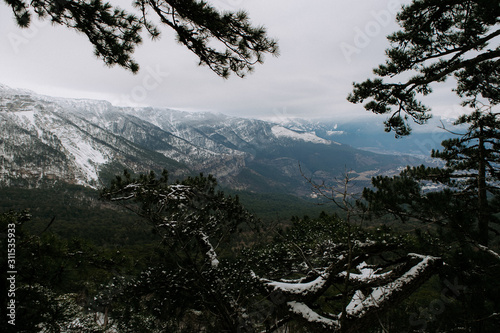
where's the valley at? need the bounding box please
[0,84,439,197]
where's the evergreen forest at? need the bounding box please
[1,0,499,332]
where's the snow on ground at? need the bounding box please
[271,125,333,145]
[56,126,109,184]
[65,139,108,183]
[19,109,36,126]
[326,130,345,136]
[5,103,108,185]
[11,109,44,136]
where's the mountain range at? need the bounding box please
[0,84,445,196]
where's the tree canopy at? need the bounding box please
[360,109,500,330]
[348,0,500,136]
[4,0,279,77]
[95,171,443,332]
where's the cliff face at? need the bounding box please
[0,84,413,194]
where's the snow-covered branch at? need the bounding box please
[257,252,441,332]
[476,243,500,261]
[288,301,340,330]
[345,254,441,319]
[199,231,220,268]
[263,275,328,298]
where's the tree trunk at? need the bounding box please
[477,124,489,246]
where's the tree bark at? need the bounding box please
[477,123,489,246]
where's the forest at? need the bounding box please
[1,0,499,332]
[1,140,499,332]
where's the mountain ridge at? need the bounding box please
[0,84,425,196]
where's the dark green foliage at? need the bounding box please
[432,111,500,244]
[225,189,330,223]
[252,213,415,278]
[101,170,257,245]
[4,0,278,77]
[0,210,119,332]
[0,183,335,245]
[100,170,260,332]
[0,185,154,246]
[366,110,500,244]
[361,115,500,331]
[0,173,448,332]
[348,0,500,136]
[250,213,442,332]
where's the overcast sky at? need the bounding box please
[0,0,466,122]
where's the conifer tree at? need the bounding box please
[430,110,500,245]
[0,210,119,332]
[100,170,259,332]
[246,173,442,332]
[4,0,279,77]
[362,109,500,245]
[348,3,500,325]
[374,109,500,246]
[347,0,499,136]
[252,213,442,332]
[361,115,500,331]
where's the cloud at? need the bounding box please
[1,0,461,124]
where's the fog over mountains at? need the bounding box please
[0,84,447,196]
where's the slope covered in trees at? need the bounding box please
[1,171,445,332]
[1,0,499,331]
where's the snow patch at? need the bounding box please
[271,125,332,145]
[20,110,36,126]
[57,129,109,184]
[200,232,219,268]
[326,130,345,136]
[344,262,391,283]
[9,108,46,138]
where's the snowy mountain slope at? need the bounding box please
[271,116,458,159]
[0,89,184,188]
[0,84,421,194]
[271,125,337,145]
[111,106,419,194]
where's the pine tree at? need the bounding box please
[5,0,279,77]
[0,210,119,332]
[252,213,442,332]
[430,110,500,245]
[347,2,500,327]
[100,170,260,332]
[361,113,500,331]
[247,173,443,332]
[347,0,500,136]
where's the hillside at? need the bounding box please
[0,84,423,196]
